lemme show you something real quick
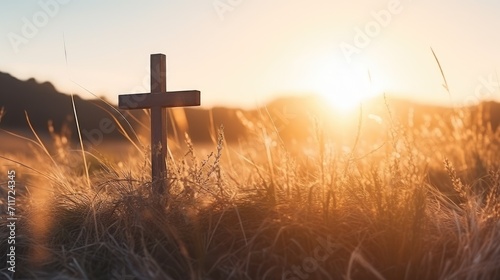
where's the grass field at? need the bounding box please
[1,99,500,280]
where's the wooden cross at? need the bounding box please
[118,54,200,196]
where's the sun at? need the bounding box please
[315,70,382,113]
[304,53,385,113]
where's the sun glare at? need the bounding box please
[320,73,380,113]
[306,55,384,114]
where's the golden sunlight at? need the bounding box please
[318,71,383,113]
[307,55,384,113]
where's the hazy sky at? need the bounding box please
[1,0,499,108]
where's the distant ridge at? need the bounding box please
[0,71,247,144]
[0,71,127,142]
[1,71,500,146]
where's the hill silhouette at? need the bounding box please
[1,71,499,147]
[0,72,248,145]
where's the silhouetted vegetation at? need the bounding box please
[1,84,500,279]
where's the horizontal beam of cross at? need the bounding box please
[118,90,201,110]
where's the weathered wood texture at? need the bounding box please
[118,91,200,109]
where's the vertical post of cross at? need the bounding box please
[150,54,167,195]
[118,53,201,201]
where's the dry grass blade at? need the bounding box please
[431,47,450,94]
[347,247,386,280]
[71,94,91,188]
[24,111,59,168]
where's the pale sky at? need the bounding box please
[1,0,499,109]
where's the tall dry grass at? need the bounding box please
[1,98,500,280]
